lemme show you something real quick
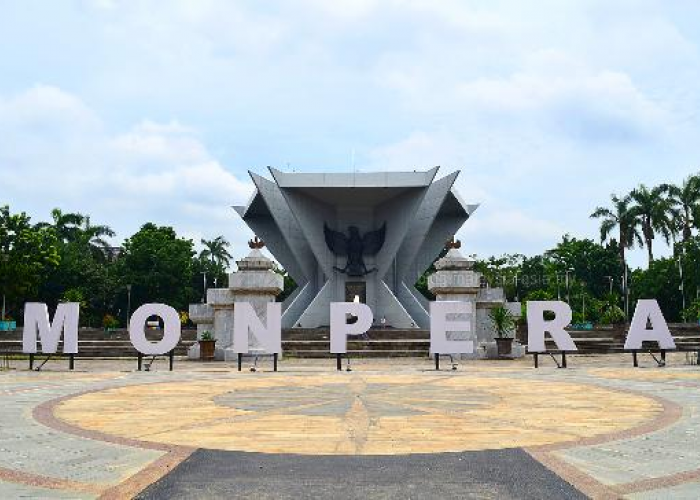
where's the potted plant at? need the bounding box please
[199,330,216,361]
[489,305,515,357]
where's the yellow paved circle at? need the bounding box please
[55,372,662,455]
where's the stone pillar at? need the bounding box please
[186,303,214,359]
[223,248,283,362]
[188,288,234,361]
[427,241,524,359]
[428,247,481,359]
[188,242,283,361]
[476,287,506,345]
[208,288,235,360]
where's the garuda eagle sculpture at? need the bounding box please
[324,222,386,277]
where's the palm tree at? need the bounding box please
[666,175,700,242]
[200,236,233,269]
[590,193,642,268]
[36,208,84,243]
[77,216,115,258]
[629,184,677,264]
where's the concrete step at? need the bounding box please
[2,327,432,358]
[0,339,195,357]
[0,329,197,341]
[282,329,429,341]
[283,340,430,350]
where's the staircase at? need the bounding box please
[282,328,431,358]
[1,327,431,358]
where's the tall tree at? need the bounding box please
[630,257,683,322]
[630,184,677,264]
[37,211,117,326]
[546,236,622,300]
[666,174,700,242]
[117,223,196,311]
[76,216,116,260]
[0,206,60,318]
[590,193,642,269]
[36,208,85,243]
[200,236,232,269]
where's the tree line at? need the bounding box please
[0,206,234,327]
[467,174,700,324]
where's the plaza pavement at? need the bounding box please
[0,354,699,498]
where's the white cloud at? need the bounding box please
[462,207,565,257]
[3,1,700,270]
[0,86,254,260]
[111,120,209,165]
[0,84,100,131]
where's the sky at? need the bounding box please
[2,0,700,270]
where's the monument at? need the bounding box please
[233,167,478,329]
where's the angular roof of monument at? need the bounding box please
[268,166,439,188]
[233,166,476,218]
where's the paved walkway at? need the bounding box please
[0,355,699,498]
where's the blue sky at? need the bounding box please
[1,0,700,269]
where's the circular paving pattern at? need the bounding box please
[54,372,663,455]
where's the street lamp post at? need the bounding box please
[678,256,686,320]
[1,254,7,321]
[126,284,132,326]
[605,275,613,295]
[621,272,627,319]
[556,274,561,300]
[565,268,574,304]
[202,272,207,303]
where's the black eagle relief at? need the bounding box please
[324,223,386,276]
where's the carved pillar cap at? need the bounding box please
[434,247,474,271]
[429,246,482,294]
[236,248,275,271]
[228,248,284,297]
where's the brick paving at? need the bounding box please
[0,355,699,498]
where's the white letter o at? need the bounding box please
[129,303,181,355]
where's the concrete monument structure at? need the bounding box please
[233,167,478,329]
